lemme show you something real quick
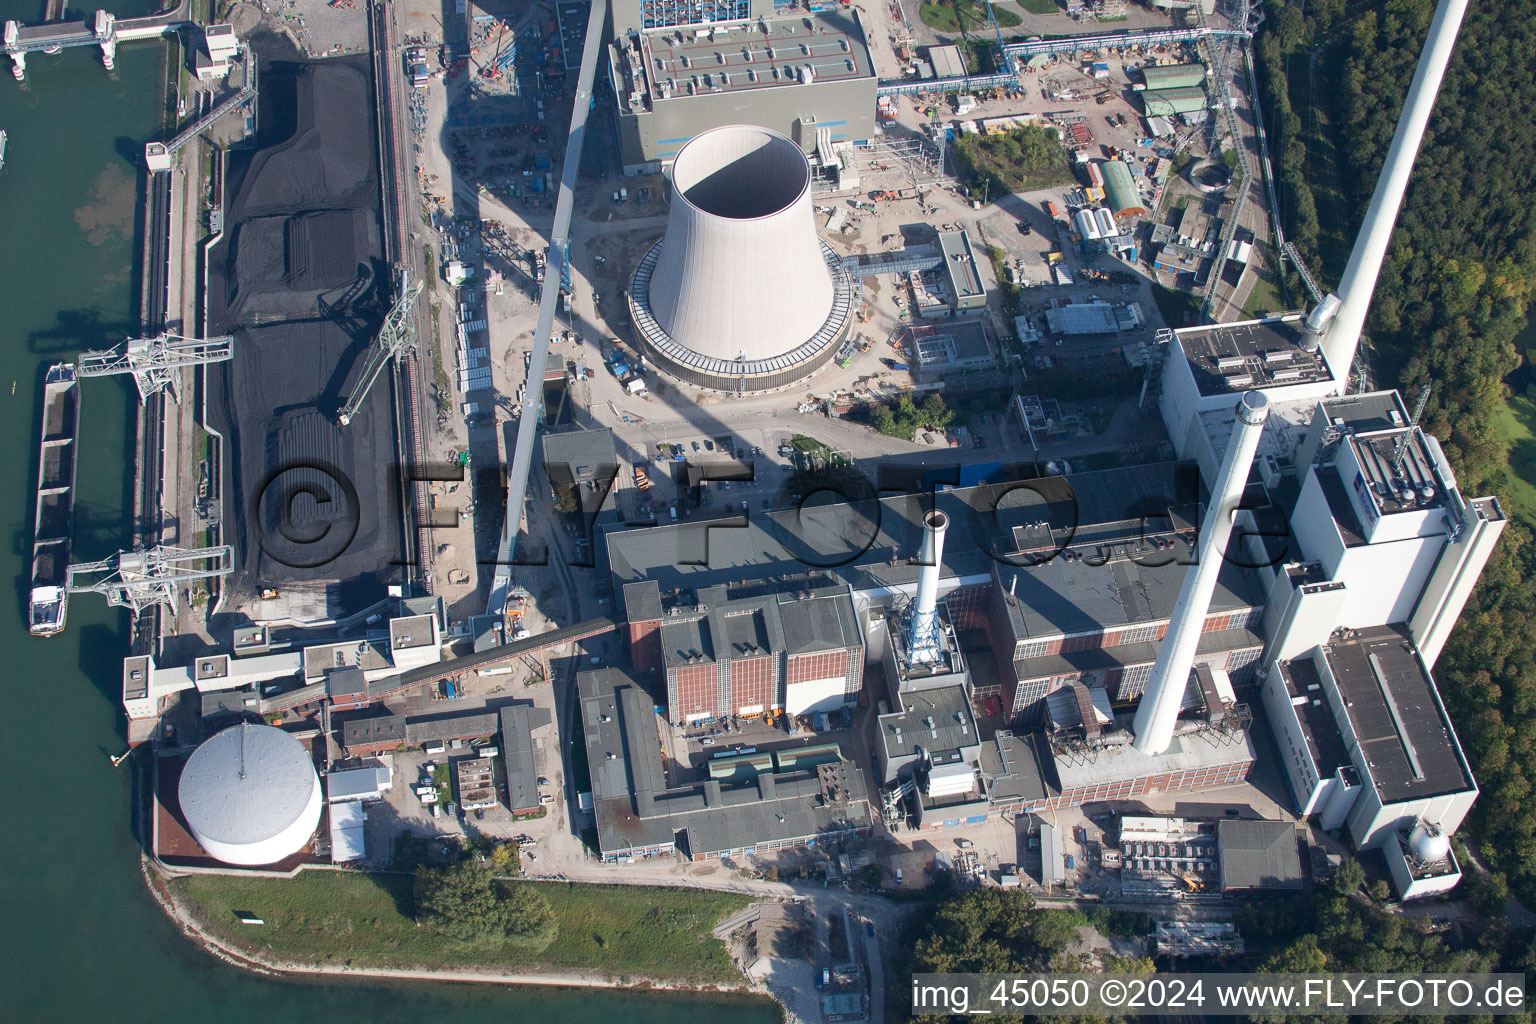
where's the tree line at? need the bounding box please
[1254,0,1536,901]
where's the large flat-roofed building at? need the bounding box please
[625,579,863,723]
[1282,626,1475,850]
[1159,316,1341,474]
[542,427,618,488]
[579,668,873,861]
[604,466,1267,725]
[1216,819,1303,894]
[607,9,878,173]
[499,704,553,814]
[938,229,987,312]
[908,321,996,380]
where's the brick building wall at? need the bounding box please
[667,662,720,723]
[728,654,774,714]
[629,618,663,677]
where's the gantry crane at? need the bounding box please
[67,545,233,616]
[77,333,234,403]
[338,274,423,426]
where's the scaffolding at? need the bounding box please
[77,333,234,403]
[67,545,233,616]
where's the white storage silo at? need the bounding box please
[178,722,323,866]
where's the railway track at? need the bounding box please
[370,0,433,591]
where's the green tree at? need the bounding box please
[414,861,557,948]
[490,842,520,876]
[553,483,578,516]
[1331,857,1365,896]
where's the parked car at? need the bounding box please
[537,777,550,787]
[539,793,556,805]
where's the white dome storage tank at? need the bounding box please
[1410,823,1452,863]
[178,722,323,866]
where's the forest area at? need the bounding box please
[902,881,1536,1021]
[1253,0,1536,901]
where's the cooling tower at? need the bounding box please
[628,126,853,393]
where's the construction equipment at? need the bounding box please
[450,450,471,468]
[338,273,423,426]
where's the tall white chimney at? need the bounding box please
[1132,391,1270,755]
[1317,0,1469,385]
[908,510,948,664]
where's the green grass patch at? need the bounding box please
[1241,269,1285,320]
[1491,391,1536,524]
[919,0,1022,34]
[172,872,750,982]
[1151,282,1202,327]
[1016,0,1060,13]
[952,124,1074,199]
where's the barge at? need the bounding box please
[29,363,79,635]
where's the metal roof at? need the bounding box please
[636,11,875,106]
[501,704,553,812]
[1216,819,1302,891]
[1140,63,1206,90]
[1140,86,1209,116]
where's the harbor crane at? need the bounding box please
[66,545,234,617]
[77,333,235,403]
[337,275,423,427]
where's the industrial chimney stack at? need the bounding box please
[1314,0,1469,384]
[908,510,949,665]
[1132,392,1270,755]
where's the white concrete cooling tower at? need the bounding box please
[628,125,853,392]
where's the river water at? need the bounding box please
[0,8,771,1021]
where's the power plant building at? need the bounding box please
[606,5,878,174]
[625,578,864,723]
[628,125,854,392]
[579,667,873,862]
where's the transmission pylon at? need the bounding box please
[67,545,233,616]
[338,275,424,426]
[77,333,235,403]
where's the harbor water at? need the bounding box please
[0,8,772,1021]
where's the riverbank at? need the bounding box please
[144,857,781,1008]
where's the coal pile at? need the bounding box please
[208,55,404,605]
